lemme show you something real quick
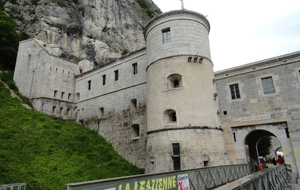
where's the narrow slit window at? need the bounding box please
[172,143,181,170]
[102,75,106,85]
[132,63,138,75]
[68,93,71,100]
[52,106,56,114]
[114,70,119,81]
[99,107,104,118]
[61,92,65,99]
[54,90,58,97]
[88,80,91,90]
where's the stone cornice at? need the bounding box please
[144,10,210,33]
[147,126,223,135]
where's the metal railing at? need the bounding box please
[214,165,292,190]
[0,183,26,190]
[67,164,251,190]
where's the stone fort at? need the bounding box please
[13,10,300,181]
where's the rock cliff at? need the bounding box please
[4,0,161,66]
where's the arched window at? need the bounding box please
[167,74,182,89]
[131,124,140,138]
[164,109,177,125]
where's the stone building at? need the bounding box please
[14,10,300,180]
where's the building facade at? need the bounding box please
[14,10,300,180]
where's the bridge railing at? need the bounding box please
[214,164,292,190]
[67,164,251,190]
[0,183,26,190]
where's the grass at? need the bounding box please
[0,72,144,190]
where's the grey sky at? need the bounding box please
[152,0,300,71]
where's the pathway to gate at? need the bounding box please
[67,164,251,190]
[67,164,294,190]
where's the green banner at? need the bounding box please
[82,173,190,190]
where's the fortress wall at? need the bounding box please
[215,52,300,177]
[75,50,146,102]
[73,50,148,168]
[14,39,78,118]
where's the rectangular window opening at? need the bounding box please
[229,83,241,100]
[172,143,180,170]
[88,80,91,90]
[68,93,71,100]
[162,28,171,44]
[102,75,106,85]
[133,63,138,75]
[233,132,236,142]
[61,92,65,99]
[285,128,290,138]
[262,77,275,94]
[114,70,119,81]
[52,106,56,114]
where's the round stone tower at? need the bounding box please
[145,10,226,173]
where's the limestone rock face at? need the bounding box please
[4,0,160,66]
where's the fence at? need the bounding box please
[0,183,26,190]
[214,165,292,190]
[67,164,251,190]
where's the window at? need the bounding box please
[102,75,106,85]
[262,77,275,94]
[52,106,56,114]
[76,93,80,101]
[88,80,91,90]
[61,92,65,99]
[131,99,137,111]
[132,63,138,75]
[114,70,119,81]
[67,108,71,116]
[54,90,58,97]
[60,107,63,114]
[99,107,104,119]
[162,28,171,44]
[167,74,182,89]
[229,83,240,100]
[172,143,181,170]
[68,93,71,100]
[164,109,177,125]
[131,124,140,138]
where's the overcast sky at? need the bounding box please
[152,0,300,71]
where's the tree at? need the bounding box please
[258,136,272,157]
[0,11,21,70]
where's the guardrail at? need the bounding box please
[67,164,251,190]
[214,165,292,190]
[0,183,26,190]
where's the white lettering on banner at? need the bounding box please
[233,114,271,122]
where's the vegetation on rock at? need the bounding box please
[0,11,21,70]
[0,72,144,190]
